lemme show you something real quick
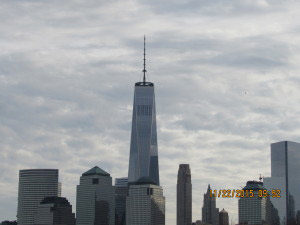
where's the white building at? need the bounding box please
[17,169,60,225]
[126,177,165,225]
[76,166,115,225]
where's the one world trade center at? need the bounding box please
[128,37,160,185]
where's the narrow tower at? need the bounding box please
[202,185,219,225]
[177,164,192,225]
[128,36,160,185]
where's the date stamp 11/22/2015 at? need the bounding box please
[209,189,281,198]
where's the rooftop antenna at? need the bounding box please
[259,174,263,182]
[143,35,147,83]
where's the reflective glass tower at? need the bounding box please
[128,37,159,185]
[264,141,300,225]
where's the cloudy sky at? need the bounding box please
[1,0,300,223]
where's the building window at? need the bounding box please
[137,105,152,116]
[92,178,99,184]
[147,188,153,195]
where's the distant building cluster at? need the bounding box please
[3,42,300,225]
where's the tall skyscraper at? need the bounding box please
[76,166,115,225]
[202,185,219,225]
[177,164,192,225]
[264,141,300,225]
[34,196,75,225]
[126,177,165,225]
[115,178,128,225]
[219,209,229,225]
[128,37,159,185]
[17,169,60,225]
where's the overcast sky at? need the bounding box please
[1,0,300,223]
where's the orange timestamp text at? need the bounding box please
[209,189,281,198]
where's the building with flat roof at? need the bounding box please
[264,141,300,225]
[126,177,165,225]
[17,169,60,225]
[115,178,128,225]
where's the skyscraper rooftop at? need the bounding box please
[82,166,110,177]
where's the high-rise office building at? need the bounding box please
[177,164,192,225]
[17,169,60,225]
[238,180,279,225]
[238,181,267,225]
[202,185,219,225]
[219,209,229,225]
[115,178,128,225]
[76,166,115,225]
[128,37,159,185]
[264,141,300,225]
[34,196,75,225]
[126,177,165,225]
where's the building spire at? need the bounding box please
[143,35,147,83]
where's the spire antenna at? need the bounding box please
[143,35,147,83]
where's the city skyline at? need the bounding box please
[2,0,300,224]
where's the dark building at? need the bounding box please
[115,178,128,225]
[1,221,17,225]
[202,185,219,225]
[34,196,75,225]
[177,164,192,225]
[219,209,229,225]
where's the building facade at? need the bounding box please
[115,178,128,225]
[264,141,300,225]
[76,166,115,225]
[202,185,219,225]
[219,209,229,225]
[34,196,75,225]
[177,164,192,225]
[126,177,165,225]
[238,180,280,225]
[17,169,60,225]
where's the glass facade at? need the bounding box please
[264,141,300,225]
[128,82,159,185]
